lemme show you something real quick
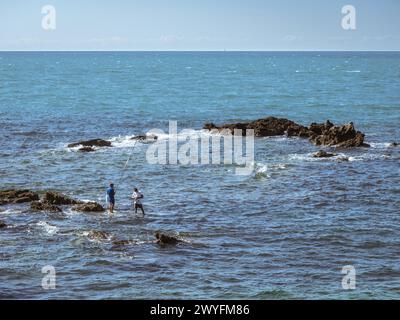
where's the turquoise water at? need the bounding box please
[0,52,399,299]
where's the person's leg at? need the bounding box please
[140,204,145,215]
[110,201,114,213]
[134,203,138,214]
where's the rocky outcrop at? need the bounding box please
[155,231,182,245]
[389,142,398,147]
[204,117,308,137]
[0,221,7,229]
[308,121,369,148]
[73,202,104,212]
[203,117,368,148]
[30,201,62,212]
[0,189,39,205]
[313,150,336,158]
[68,139,112,148]
[131,134,158,142]
[42,191,81,205]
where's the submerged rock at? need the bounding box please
[78,146,96,152]
[0,189,39,205]
[131,134,158,142]
[73,202,104,212]
[68,139,112,148]
[30,201,62,212]
[87,230,110,241]
[112,239,133,246]
[313,150,336,158]
[155,231,182,245]
[203,117,369,148]
[43,191,81,205]
[389,142,399,147]
[0,221,7,228]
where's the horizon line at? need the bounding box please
[1,49,400,53]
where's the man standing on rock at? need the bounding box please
[132,188,145,215]
[106,183,116,214]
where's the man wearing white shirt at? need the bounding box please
[132,187,145,215]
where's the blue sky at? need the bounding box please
[0,0,399,50]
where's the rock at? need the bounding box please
[313,150,336,158]
[30,201,62,212]
[203,117,368,148]
[87,230,110,240]
[112,239,133,246]
[0,221,7,229]
[389,142,398,147]
[68,139,112,148]
[204,117,308,137]
[0,189,39,205]
[309,122,369,148]
[155,231,182,245]
[78,146,96,152]
[131,134,158,142]
[73,202,104,212]
[43,191,81,205]
[337,156,349,162]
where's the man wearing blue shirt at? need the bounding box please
[106,183,116,214]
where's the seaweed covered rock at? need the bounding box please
[0,221,7,229]
[30,201,62,212]
[68,139,111,148]
[43,191,81,205]
[0,189,39,205]
[73,202,104,212]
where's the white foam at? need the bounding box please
[0,208,22,216]
[369,142,392,149]
[37,221,59,236]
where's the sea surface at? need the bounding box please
[0,51,399,299]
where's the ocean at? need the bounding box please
[0,51,399,299]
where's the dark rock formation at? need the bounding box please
[68,139,112,148]
[78,146,96,152]
[203,117,368,148]
[0,189,39,205]
[87,230,110,240]
[0,221,7,228]
[43,191,81,205]
[389,142,398,147]
[155,231,182,245]
[131,134,158,142]
[112,239,133,246]
[313,150,336,158]
[204,117,307,137]
[308,121,369,148]
[30,201,62,212]
[73,202,104,212]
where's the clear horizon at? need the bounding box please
[1,0,399,51]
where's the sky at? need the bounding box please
[0,0,399,51]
